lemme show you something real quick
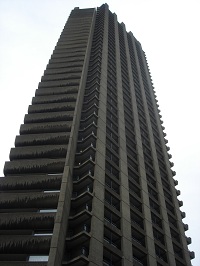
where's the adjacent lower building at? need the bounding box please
[0,4,195,266]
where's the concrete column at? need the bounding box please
[114,15,133,266]
[89,4,109,266]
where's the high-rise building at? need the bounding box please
[0,4,195,266]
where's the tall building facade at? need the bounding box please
[0,4,195,266]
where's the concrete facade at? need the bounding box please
[0,4,194,266]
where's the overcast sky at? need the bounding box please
[0,0,199,264]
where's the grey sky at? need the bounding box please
[0,0,199,264]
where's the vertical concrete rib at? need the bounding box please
[130,35,177,265]
[48,8,96,266]
[122,26,157,265]
[114,15,133,266]
[88,4,109,266]
[139,46,191,265]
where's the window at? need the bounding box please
[153,228,165,245]
[106,149,119,165]
[128,167,139,184]
[39,209,57,213]
[104,227,121,249]
[151,212,162,228]
[132,229,145,246]
[148,186,158,200]
[105,175,119,194]
[106,138,119,153]
[104,207,120,229]
[34,231,53,236]
[130,210,144,229]
[155,244,167,262]
[130,195,142,212]
[107,118,118,132]
[106,128,118,143]
[28,256,49,262]
[105,191,120,211]
[127,156,138,171]
[149,198,160,214]
[129,180,141,198]
[106,162,119,179]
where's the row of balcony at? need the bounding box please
[63,16,104,261]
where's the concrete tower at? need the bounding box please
[0,4,195,266]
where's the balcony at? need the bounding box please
[0,212,55,231]
[178,200,183,207]
[0,235,51,255]
[66,231,90,248]
[24,111,74,125]
[183,223,188,231]
[173,179,178,186]
[20,120,72,135]
[81,102,98,116]
[32,94,77,104]
[80,112,98,125]
[73,168,94,183]
[63,246,89,266]
[84,89,99,103]
[82,95,99,108]
[164,138,168,144]
[73,174,94,192]
[9,145,68,160]
[166,146,170,151]
[180,211,186,219]
[172,170,176,176]
[176,189,180,196]
[63,255,89,266]
[15,132,70,147]
[79,119,97,131]
[75,147,96,165]
[0,191,59,211]
[69,210,92,228]
[78,123,97,139]
[186,236,191,245]
[77,134,97,151]
[71,191,93,209]
[72,184,93,198]
[0,173,62,191]
[189,251,195,260]
[73,160,95,178]
[168,153,172,159]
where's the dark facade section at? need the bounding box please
[0,7,95,266]
[0,4,194,266]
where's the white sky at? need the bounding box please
[0,0,199,264]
